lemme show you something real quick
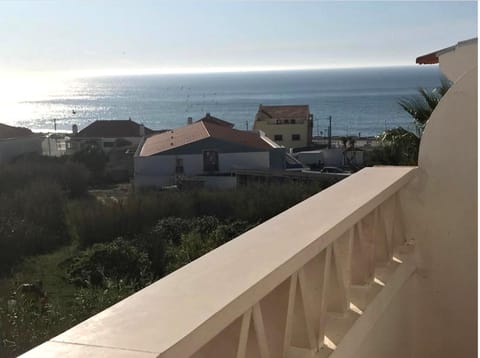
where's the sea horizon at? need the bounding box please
[1,65,442,137]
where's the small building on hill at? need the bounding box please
[253,104,313,149]
[69,119,157,154]
[134,116,285,189]
[0,123,43,164]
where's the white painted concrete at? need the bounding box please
[22,167,416,357]
[135,152,270,188]
[404,56,477,357]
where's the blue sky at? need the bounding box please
[0,1,477,75]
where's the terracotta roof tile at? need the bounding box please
[140,122,209,156]
[257,105,310,120]
[139,121,272,157]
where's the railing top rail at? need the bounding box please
[24,166,416,358]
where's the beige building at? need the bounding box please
[253,104,313,149]
[23,38,477,358]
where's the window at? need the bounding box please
[103,142,114,148]
[284,119,289,124]
[175,158,184,174]
[291,119,296,124]
[274,134,283,141]
[276,119,281,124]
[203,150,219,172]
[292,134,301,141]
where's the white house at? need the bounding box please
[68,119,158,154]
[134,117,285,189]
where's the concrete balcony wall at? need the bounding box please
[401,40,477,357]
[23,166,418,358]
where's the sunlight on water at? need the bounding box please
[0,74,83,131]
[0,75,59,124]
[0,66,440,136]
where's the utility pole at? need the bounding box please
[328,116,332,149]
[246,120,249,131]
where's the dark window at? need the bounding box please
[291,119,296,124]
[284,119,289,124]
[292,134,301,141]
[276,119,281,124]
[274,134,283,141]
[203,150,219,172]
[175,158,184,174]
[103,142,114,148]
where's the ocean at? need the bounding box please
[4,66,442,137]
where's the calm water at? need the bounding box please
[8,66,442,136]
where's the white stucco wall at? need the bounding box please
[353,277,416,358]
[397,43,477,357]
[134,151,270,188]
[439,39,477,82]
[407,65,477,358]
[341,41,477,358]
[70,136,142,154]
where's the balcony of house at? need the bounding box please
[22,39,476,358]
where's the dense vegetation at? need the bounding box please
[367,78,451,166]
[0,155,326,357]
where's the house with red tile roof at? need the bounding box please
[253,104,313,149]
[134,115,285,189]
[0,123,43,164]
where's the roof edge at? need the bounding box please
[416,38,478,65]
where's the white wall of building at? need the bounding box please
[70,136,142,154]
[354,41,477,358]
[135,151,270,188]
[406,62,477,358]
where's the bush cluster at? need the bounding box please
[64,238,153,288]
[0,155,91,275]
[0,181,67,275]
[67,182,324,247]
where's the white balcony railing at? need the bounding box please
[23,166,417,358]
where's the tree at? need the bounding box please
[398,77,451,136]
[371,77,452,166]
[377,127,420,165]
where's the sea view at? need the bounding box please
[3,65,441,137]
[1,1,476,356]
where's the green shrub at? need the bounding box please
[64,238,152,288]
[66,182,324,248]
[0,281,136,357]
